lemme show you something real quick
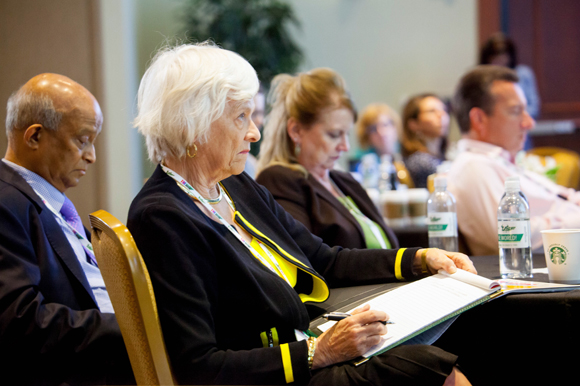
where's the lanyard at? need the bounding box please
[161,164,291,285]
[331,180,388,249]
[35,191,97,266]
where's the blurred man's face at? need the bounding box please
[482,80,535,157]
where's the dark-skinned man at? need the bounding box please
[0,73,134,385]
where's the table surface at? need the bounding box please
[307,253,551,332]
[306,252,580,384]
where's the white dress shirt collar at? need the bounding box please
[457,139,513,163]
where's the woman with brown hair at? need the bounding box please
[401,93,450,188]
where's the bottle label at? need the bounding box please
[498,221,531,248]
[428,212,457,237]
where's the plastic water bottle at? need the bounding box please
[427,177,458,251]
[378,154,399,192]
[497,177,532,278]
[360,153,379,190]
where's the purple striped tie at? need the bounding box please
[60,197,98,266]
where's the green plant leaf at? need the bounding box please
[182,0,303,86]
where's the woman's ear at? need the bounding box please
[287,117,302,144]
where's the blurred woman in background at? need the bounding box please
[355,103,401,159]
[401,93,450,188]
[355,103,413,187]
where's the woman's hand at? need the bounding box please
[312,304,389,369]
[415,248,477,275]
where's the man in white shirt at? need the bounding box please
[0,73,133,385]
[447,65,580,256]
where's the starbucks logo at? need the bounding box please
[549,245,568,265]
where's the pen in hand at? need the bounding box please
[323,312,394,325]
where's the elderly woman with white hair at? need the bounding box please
[127,42,475,386]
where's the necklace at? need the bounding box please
[161,161,223,204]
[199,186,223,205]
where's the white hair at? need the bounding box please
[134,41,260,163]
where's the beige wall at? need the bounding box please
[288,0,477,154]
[136,0,188,177]
[98,0,142,222]
[0,0,105,225]
[0,0,143,225]
[291,0,477,106]
[136,0,187,76]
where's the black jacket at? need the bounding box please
[257,165,398,250]
[127,165,420,385]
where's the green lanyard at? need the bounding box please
[331,180,390,249]
[161,164,291,285]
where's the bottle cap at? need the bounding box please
[436,161,451,174]
[380,154,393,164]
[434,176,447,188]
[505,176,520,191]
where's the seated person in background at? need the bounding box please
[128,42,476,385]
[355,103,400,159]
[401,93,450,188]
[255,68,398,250]
[0,74,132,385]
[447,65,580,256]
[354,103,413,187]
[480,32,540,119]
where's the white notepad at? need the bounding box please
[317,269,578,360]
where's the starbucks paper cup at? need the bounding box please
[541,229,580,283]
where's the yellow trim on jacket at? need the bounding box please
[260,327,280,348]
[280,343,294,383]
[395,248,407,280]
[234,211,330,303]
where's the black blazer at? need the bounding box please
[127,165,421,385]
[0,161,132,385]
[256,165,399,250]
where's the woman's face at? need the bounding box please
[411,97,449,139]
[294,107,354,177]
[368,113,398,156]
[198,98,260,178]
[489,53,511,67]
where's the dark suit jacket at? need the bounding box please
[256,165,399,250]
[0,161,133,385]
